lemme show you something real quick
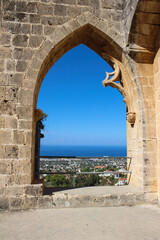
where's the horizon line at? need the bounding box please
[41,144,127,147]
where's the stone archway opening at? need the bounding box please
[32,24,140,191]
[35,43,128,191]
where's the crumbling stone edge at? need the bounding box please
[0,184,158,212]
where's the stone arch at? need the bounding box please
[25,12,141,111]
[20,12,145,187]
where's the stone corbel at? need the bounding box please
[102,60,128,105]
[102,63,127,98]
[102,54,136,125]
[34,109,43,122]
[126,112,136,125]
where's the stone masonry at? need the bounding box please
[0,0,160,210]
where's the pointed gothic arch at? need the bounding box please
[21,13,146,188]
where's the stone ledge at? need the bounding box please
[51,186,145,208]
[0,185,158,211]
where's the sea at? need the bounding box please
[40,145,127,157]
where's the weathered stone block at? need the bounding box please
[16,2,27,12]
[77,0,90,6]
[49,27,66,45]
[0,74,8,86]
[3,0,15,11]
[0,60,5,72]
[32,25,43,35]
[52,193,68,208]
[38,195,53,208]
[0,47,12,58]
[0,160,12,174]
[137,12,160,25]
[5,116,17,129]
[44,25,55,35]
[0,187,4,195]
[0,87,5,101]
[19,89,33,105]
[103,194,120,206]
[135,193,145,204]
[5,145,18,159]
[5,86,19,102]
[67,6,81,18]
[26,131,32,144]
[5,176,14,187]
[0,175,5,195]
[16,60,27,72]
[27,2,37,13]
[8,73,24,85]
[12,159,30,174]
[13,130,25,144]
[0,116,5,128]
[29,36,44,48]
[12,35,28,47]
[144,179,158,192]
[25,68,39,82]
[16,13,28,22]
[12,48,23,59]
[14,174,31,185]
[3,12,16,22]
[23,48,34,60]
[0,101,16,115]
[90,0,99,8]
[143,86,154,98]
[6,185,25,197]
[20,24,31,34]
[0,197,9,210]
[18,120,32,130]
[10,197,24,210]
[38,39,54,55]
[38,4,53,15]
[24,196,38,209]
[41,16,56,25]
[0,33,11,46]
[0,146,5,159]
[54,5,67,16]
[119,194,135,206]
[31,57,42,70]
[29,14,40,23]
[25,184,43,196]
[17,106,32,120]
[6,60,16,72]
[80,6,94,14]
[0,130,12,144]
[6,22,21,34]
[144,192,158,204]
[19,145,31,159]
[63,18,80,33]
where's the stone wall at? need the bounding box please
[154,38,160,202]
[0,0,160,210]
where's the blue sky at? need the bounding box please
[37,44,126,146]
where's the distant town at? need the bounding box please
[39,157,130,188]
